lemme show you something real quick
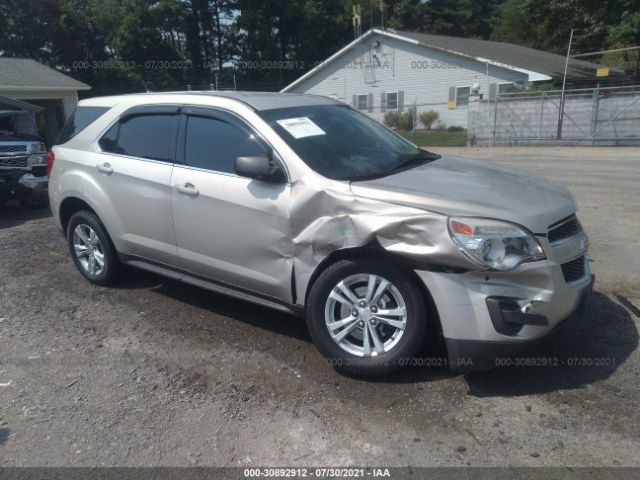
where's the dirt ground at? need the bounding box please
[0,146,638,467]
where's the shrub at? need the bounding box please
[419,110,439,129]
[385,107,419,131]
[384,111,402,128]
[447,125,465,132]
[400,104,418,131]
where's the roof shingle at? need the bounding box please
[393,30,625,80]
[0,58,91,90]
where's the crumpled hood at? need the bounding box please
[349,155,576,234]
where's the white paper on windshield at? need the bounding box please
[276,117,326,139]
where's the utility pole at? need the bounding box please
[380,1,384,30]
[352,4,362,40]
[557,28,574,139]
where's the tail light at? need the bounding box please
[46,150,55,177]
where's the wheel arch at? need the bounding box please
[59,196,98,235]
[301,245,443,338]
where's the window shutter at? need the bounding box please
[380,92,386,112]
[352,94,357,108]
[368,93,373,112]
[448,87,456,109]
[398,91,404,112]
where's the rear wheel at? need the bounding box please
[67,211,120,286]
[306,259,427,376]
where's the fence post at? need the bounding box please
[539,94,545,137]
[590,85,600,145]
[492,93,499,146]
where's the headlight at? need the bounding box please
[32,142,47,153]
[30,154,46,166]
[448,217,545,270]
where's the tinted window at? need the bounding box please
[99,114,176,162]
[185,116,265,173]
[57,106,109,145]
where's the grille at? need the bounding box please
[561,256,586,283]
[0,145,27,154]
[0,156,29,168]
[548,215,582,244]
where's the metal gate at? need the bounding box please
[468,85,640,146]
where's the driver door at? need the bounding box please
[170,107,293,302]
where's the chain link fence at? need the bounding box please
[468,85,640,146]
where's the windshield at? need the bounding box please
[258,104,437,180]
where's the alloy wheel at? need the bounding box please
[324,273,408,357]
[72,224,105,277]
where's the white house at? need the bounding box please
[282,29,619,128]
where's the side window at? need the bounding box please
[99,114,177,162]
[386,92,398,110]
[57,106,110,145]
[184,115,266,174]
[356,94,368,110]
[455,86,471,107]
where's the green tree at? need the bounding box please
[492,0,640,79]
[233,0,353,90]
[386,0,503,39]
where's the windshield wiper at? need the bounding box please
[342,171,395,181]
[344,151,442,182]
[389,151,441,173]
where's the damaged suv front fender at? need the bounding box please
[289,178,479,305]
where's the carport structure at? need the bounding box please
[0,58,90,145]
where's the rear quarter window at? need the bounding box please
[98,114,177,162]
[57,106,110,145]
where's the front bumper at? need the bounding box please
[416,248,593,372]
[444,274,593,371]
[0,172,48,203]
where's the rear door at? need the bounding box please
[170,106,292,302]
[95,105,179,266]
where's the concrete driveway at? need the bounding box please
[0,147,638,467]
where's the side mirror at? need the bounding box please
[234,154,284,183]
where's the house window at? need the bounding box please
[356,94,368,110]
[386,92,398,110]
[455,86,471,107]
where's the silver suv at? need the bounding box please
[49,92,593,375]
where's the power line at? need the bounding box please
[572,46,640,58]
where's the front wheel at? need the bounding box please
[306,259,428,376]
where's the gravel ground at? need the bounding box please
[0,147,638,467]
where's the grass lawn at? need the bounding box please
[398,129,467,147]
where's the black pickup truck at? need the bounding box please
[0,114,49,208]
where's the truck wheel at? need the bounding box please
[67,211,120,286]
[20,198,49,209]
[306,259,427,376]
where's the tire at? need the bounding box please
[306,259,427,377]
[67,210,121,286]
[20,198,49,209]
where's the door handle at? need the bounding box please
[175,182,199,196]
[96,162,113,174]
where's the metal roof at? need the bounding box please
[0,58,91,91]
